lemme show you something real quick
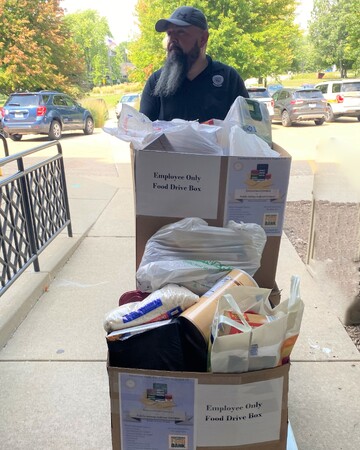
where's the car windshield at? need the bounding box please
[248,89,271,98]
[121,95,138,103]
[294,90,323,100]
[341,82,360,92]
[268,85,283,93]
[6,95,40,107]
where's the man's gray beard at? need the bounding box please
[154,50,188,97]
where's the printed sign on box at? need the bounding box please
[135,151,221,219]
[225,157,291,236]
[196,377,284,447]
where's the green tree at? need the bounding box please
[343,0,360,74]
[129,0,301,83]
[309,0,360,77]
[0,0,85,95]
[63,10,119,87]
[291,35,318,73]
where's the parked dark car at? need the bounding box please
[1,91,94,140]
[272,87,327,127]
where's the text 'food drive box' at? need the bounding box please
[132,140,291,290]
[108,363,289,450]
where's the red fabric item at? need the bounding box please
[118,290,150,306]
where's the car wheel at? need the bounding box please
[325,106,335,122]
[357,116,360,122]
[10,134,22,141]
[314,118,325,126]
[83,117,94,135]
[48,121,62,140]
[281,110,292,127]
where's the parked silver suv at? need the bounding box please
[315,79,360,122]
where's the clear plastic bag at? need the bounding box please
[136,218,266,294]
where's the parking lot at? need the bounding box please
[1,114,358,163]
[271,116,359,161]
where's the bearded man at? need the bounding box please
[140,6,249,122]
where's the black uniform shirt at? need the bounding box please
[140,55,249,122]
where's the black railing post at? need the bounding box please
[16,157,40,272]
[56,142,73,237]
[0,133,9,157]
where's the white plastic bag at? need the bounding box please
[103,104,161,149]
[104,104,223,154]
[136,218,267,294]
[163,121,223,155]
[223,96,273,148]
[228,125,280,157]
[136,259,233,295]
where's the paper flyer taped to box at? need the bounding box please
[225,155,291,236]
[108,363,289,450]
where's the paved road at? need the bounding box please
[271,116,359,161]
[2,115,358,163]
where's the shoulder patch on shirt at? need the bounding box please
[212,75,224,87]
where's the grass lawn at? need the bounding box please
[270,70,357,87]
[88,82,143,109]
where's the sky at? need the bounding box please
[61,0,139,44]
[61,0,314,44]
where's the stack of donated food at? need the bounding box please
[104,218,304,374]
[104,96,302,450]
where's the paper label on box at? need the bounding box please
[135,151,221,218]
[119,373,196,450]
[225,157,290,236]
[196,377,284,447]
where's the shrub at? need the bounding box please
[80,98,109,128]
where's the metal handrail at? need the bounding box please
[0,140,72,296]
[0,133,9,157]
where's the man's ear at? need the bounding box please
[200,30,209,48]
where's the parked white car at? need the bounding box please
[315,79,360,122]
[115,93,141,119]
[247,87,274,118]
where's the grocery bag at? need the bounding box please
[210,276,304,373]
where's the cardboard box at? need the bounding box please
[132,141,291,290]
[107,362,289,450]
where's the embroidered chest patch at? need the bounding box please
[212,75,224,87]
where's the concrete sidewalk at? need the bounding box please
[0,130,359,450]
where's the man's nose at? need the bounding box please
[167,32,179,44]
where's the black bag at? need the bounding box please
[107,317,207,372]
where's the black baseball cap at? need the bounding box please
[155,6,208,32]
